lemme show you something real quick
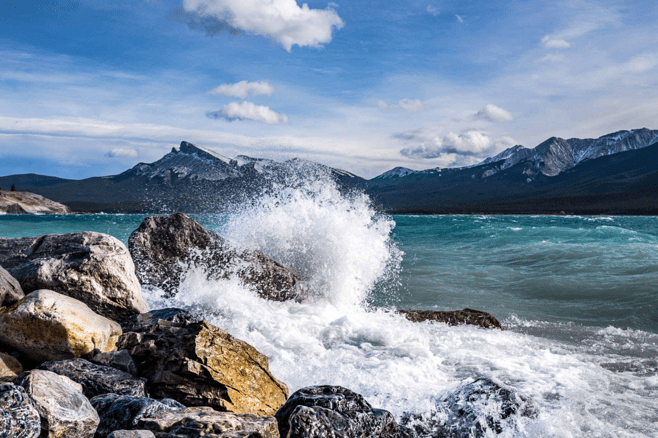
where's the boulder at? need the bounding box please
[0,383,41,438]
[274,386,406,438]
[92,393,278,438]
[0,290,122,363]
[107,432,155,438]
[0,232,148,321]
[0,266,24,307]
[399,309,505,330]
[92,350,138,377]
[128,213,306,301]
[0,352,22,379]
[118,309,288,416]
[400,378,539,438]
[17,369,99,438]
[38,359,146,399]
[120,308,200,333]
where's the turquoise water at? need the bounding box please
[2,213,656,333]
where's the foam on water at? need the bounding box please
[137,176,658,437]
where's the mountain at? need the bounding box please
[373,167,443,180]
[5,142,366,213]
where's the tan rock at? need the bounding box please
[0,290,122,363]
[119,310,288,417]
[0,352,23,378]
[0,191,70,215]
[0,265,24,307]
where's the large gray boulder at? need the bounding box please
[92,350,138,377]
[128,213,307,301]
[400,378,539,437]
[0,290,122,364]
[0,383,41,438]
[0,266,23,307]
[117,308,288,416]
[92,393,278,438]
[17,370,99,438]
[274,386,407,438]
[38,359,146,399]
[0,232,148,321]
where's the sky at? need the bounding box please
[1,0,657,179]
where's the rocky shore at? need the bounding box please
[0,191,70,215]
[0,213,536,437]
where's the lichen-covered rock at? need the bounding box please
[0,290,122,363]
[17,370,99,438]
[38,359,146,399]
[0,352,22,379]
[399,308,505,330]
[275,386,405,438]
[90,394,184,438]
[107,431,155,438]
[118,310,288,416]
[128,213,307,301]
[92,350,138,377]
[92,393,278,438]
[0,266,23,308]
[0,383,41,438]
[0,232,148,321]
[401,378,539,438]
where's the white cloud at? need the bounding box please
[474,104,514,123]
[107,148,138,158]
[378,98,424,113]
[398,129,516,159]
[538,54,566,63]
[426,5,439,16]
[455,15,464,23]
[207,80,275,98]
[207,101,289,124]
[542,35,572,49]
[182,0,344,51]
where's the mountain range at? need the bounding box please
[1,129,657,215]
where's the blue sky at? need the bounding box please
[1,0,657,179]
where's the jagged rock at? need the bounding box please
[0,232,148,321]
[107,431,155,438]
[0,266,24,307]
[120,308,200,333]
[128,213,306,301]
[275,386,405,438]
[118,310,288,416]
[17,369,99,438]
[0,290,122,363]
[399,309,505,330]
[401,378,539,438]
[92,350,138,377]
[0,352,22,379]
[0,383,41,438]
[38,359,146,399]
[92,393,278,438]
[0,191,70,215]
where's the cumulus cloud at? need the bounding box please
[474,104,514,123]
[207,80,275,99]
[207,101,289,124]
[378,98,424,113]
[541,35,572,49]
[107,148,138,158]
[398,129,516,159]
[181,0,344,51]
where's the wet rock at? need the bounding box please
[0,266,23,307]
[401,378,539,438]
[0,290,122,363]
[92,350,138,377]
[17,369,99,438]
[0,352,22,379]
[92,393,278,438]
[120,308,200,333]
[399,309,505,330]
[128,213,306,301]
[107,432,155,438]
[275,386,404,438]
[38,358,146,399]
[0,383,41,438]
[118,311,288,416]
[0,232,148,321]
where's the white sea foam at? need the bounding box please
[142,175,658,437]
